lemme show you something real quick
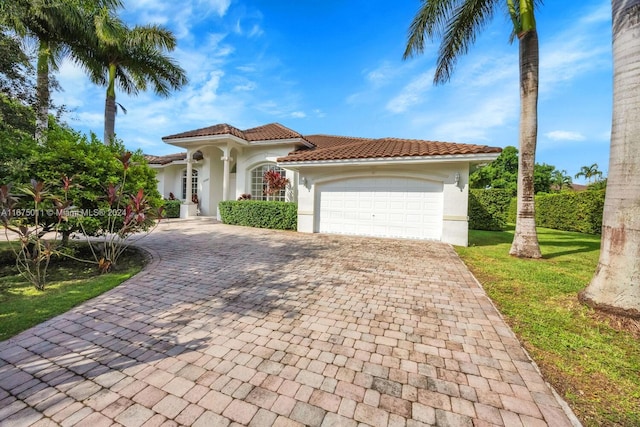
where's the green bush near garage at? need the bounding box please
[219,200,297,230]
[468,189,513,230]
[163,199,182,218]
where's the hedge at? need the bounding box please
[219,200,297,230]
[468,189,513,230]
[163,200,181,218]
[534,190,605,234]
[503,190,604,234]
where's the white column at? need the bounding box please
[185,151,193,202]
[221,146,233,201]
[180,150,194,218]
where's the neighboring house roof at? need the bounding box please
[162,122,309,143]
[278,135,502,163]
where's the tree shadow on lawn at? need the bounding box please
[468,227,601,259]
[535,228,601,259]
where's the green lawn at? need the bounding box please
[456,227,640,427]
[0,241,146,341]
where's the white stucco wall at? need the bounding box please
[290,162,471,246]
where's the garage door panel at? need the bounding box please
[317,177,443,240]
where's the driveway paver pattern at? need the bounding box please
[0,220,580,426]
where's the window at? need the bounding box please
[251,164,287,201]
[182,169,198,200]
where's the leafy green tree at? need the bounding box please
[0,32,37,182]
[72,11,187,144]
[470,146,565,194]
[470,146,519,194]
[533,163,555,194]
[0,31,34,104]
[404,0,542,258]
[580,0,640,318]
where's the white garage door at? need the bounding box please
[317,177,443,240]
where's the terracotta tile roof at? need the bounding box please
[145,151,203,165]
[144,152,186,165]
[162,122,307,143]
[243,123,305,141]
[278,135,502,163]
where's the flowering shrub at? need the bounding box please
[263,170,289,200]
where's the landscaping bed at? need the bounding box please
[0,241,147,341]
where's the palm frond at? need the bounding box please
[127,25,177,51]
[434,0,501,84]
[404,0,459,59]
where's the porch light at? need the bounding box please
[454,172,460,185]
[301,177,307,186]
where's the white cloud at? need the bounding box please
[233,81,257,92]
[366,61,397,88]
[197,0,231,17]
[412,90,518,144]
[291,111,306,118]
[540,5,611,90]
[545,130,586,141]
[386,72,433,114]
[248,24,264,38]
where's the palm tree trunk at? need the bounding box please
[579,0,640,318]
[104,63,117,145]
[509,29,542,258]
[104,95,116,144]
[35,40,50,144]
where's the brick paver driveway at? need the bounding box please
[0,220,579,427]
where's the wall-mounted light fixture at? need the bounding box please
[454,172,460,186]
[301,177,307,186]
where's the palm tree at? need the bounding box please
[574,163,603,184]
[0,0,121,143]
[73,11,187,144]
[551,169,572,192]
[404,0,542,258]
[579,1,640,318]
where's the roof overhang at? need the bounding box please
[161,134,247,148]
[162,134,313,149]
[278,152,501,169]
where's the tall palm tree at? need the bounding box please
[579,1,640,318]
[574,163,603,184]
[0,0,122,143]
[73,11,187,144]
[404,0,542,258]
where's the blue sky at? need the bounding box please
[53,0,612,183]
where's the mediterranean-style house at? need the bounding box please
[146,123,501,246]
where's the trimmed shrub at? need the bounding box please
[535,190,605,234]
[163,199,181,218]
[468,189,513,230]
[507,197,517,224]
[505,190,604,234]
[219,200,297,230]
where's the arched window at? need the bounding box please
[251,164,287,201]
[182,169,198,200]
